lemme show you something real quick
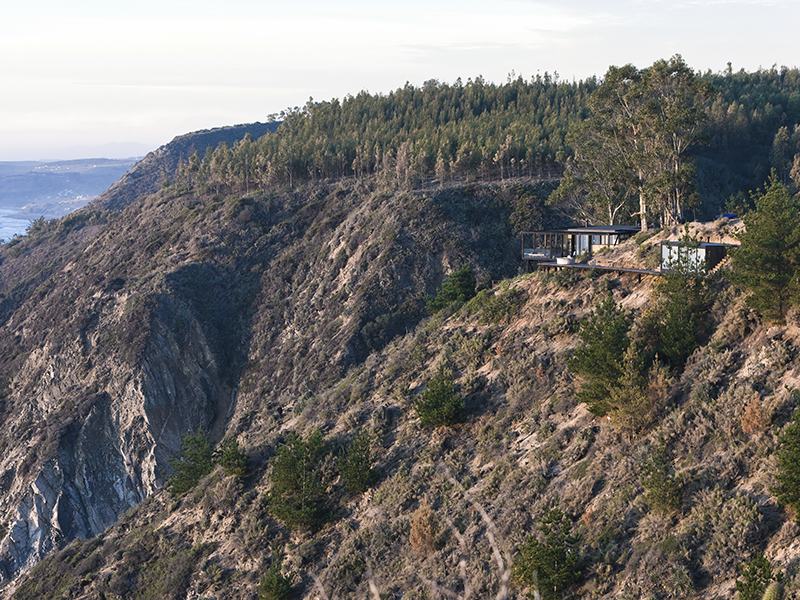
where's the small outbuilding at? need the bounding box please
[660,241,731,273]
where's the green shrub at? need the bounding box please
[130,542,214,599]
[634,228,660,244]
[547,268,580,290]
[465,285,523,324]
[339,429,377,495]
[268,430,329,531]
[258,542,293,600]
[635,242,662,269]
[735,554,782,600]
[568,294,634,417]
[513,506,581,600]
[641,442,682,513]
[414,365,465,427]
[543,314,579,337]
[215,437,249,478]
[773,405,800,518]
[427,265,476,313]
[167,429,215,497]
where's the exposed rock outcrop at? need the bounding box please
[0,297,230,582]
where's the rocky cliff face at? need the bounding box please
[0,170,547,592]
[0,285,231,581]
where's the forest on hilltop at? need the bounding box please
[1,57,800,600]
[175,57,800,227]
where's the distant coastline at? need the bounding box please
[0,157,139,241]
[0,208,32,242]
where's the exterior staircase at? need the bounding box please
[709,254,732,275]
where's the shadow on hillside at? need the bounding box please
[165,262,259,388]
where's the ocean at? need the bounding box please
[0,209,31,243]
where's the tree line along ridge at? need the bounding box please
[173,56,800,228]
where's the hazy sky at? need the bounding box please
[2,0,798,161]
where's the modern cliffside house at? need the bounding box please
[521,225,641,270]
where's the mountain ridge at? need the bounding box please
[86,122,279,213]
[1,64,800,599]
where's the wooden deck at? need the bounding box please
[537,261,661,278]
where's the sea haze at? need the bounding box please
[0,158,138,240]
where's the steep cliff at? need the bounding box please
[7,223,800,599]
[0,169,552,592]
[2,125,800,598]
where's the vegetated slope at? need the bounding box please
[7,220,800,600]
[2,62,800,598]
[0,173,554,590]
[88,122,279,212]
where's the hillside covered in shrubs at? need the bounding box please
[1,57,800,599]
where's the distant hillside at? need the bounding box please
[0,159,139,240]
[0,159,138,209]
[88,122,280,212]
[0,164,43,178]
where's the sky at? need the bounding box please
[2,0,798,161]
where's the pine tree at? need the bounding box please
[730,176,800,323]
[268,430,328,531]
[414,365,465,427]
[513,506,581,600]
[641,441,682,513]
[167,429,215,497]
[214,437,248,478]
[426,265,477,313]
[735,554,783,600]
[258,542,293,600]
[774,406,800,519]
[568,294,635,416]
[339,429,376,495]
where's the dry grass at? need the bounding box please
[741,393,770,435]
[410,501,438,556]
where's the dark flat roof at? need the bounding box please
[565,226,640,234]
[523,226,640,235]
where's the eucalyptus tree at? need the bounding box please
[641,56,716,224]
[549,117,638,225]
[552,55,713,230]
[549,64,648,227]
